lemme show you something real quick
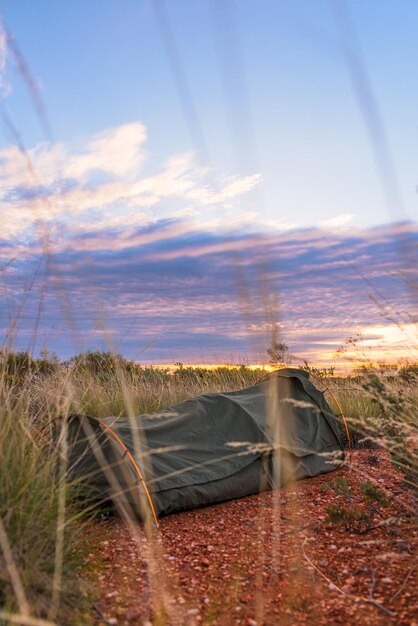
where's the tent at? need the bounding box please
[67,368,345,524]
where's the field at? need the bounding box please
[2,2,418,625]
[89,450,417,626]
[0,353,417,625]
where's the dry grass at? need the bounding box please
[0,354,417,624]
[0,358,266,624]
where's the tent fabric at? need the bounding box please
[67,368,344,521]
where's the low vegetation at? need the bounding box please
[0,349,417,624]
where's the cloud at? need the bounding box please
[1,121,416,364]
[320,213,355,230]
[0,122,262,239]
[65,122,147,180]
[0,216,416,365]
[338,323,418,363]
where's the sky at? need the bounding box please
[0,0,417,366]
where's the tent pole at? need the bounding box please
[308,373,352,462]
[97,419,159,527]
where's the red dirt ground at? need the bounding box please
[83,450,417,626]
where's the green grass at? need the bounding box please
[0,383,89,624]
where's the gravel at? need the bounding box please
[84,450,417,625]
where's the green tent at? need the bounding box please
[67,369,344,524]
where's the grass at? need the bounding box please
[327,373,418,490]
[0,351,417,624]
[0,379,88,624]
[0,355,269,624]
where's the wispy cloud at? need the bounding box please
[65,122,147,180]
[1,211,416,364]
[0,121,262,239]
[1,121,416,364]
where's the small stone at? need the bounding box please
[187,608,199,617]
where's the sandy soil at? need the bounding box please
[82,450,417,626]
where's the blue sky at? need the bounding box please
[0,1,417,363]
